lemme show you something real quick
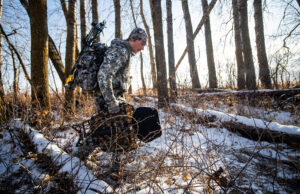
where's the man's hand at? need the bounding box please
[108,102,120,114]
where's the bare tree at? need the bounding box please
[0,0,6,123]
[181,0,201,89]
[130,0,146,95]
[201,0,217,88]
[140,0,157,91]
[61,0,77,115]
[254,0,271,88]
[20,1,65,86]
[113,0,122,39]
[9,48,18,103]
[27,0,51,111]
[166,0,177,100]
[91,0,99,42]
[80,0,87,49]
[232,0,245,89]
[149,0,169,107]
[239,0,257,89]
[175,0,217,71]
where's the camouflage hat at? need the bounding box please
[128,28,147,42]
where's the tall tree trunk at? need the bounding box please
[297,0,300,8]
[166,0,177,100]
[201,0,217,88]
[175,0,217,71]
[232,0,245,90]
[80,0,87,49]
[48,35,65,83]
[130,0,146,95]
[140,0,157,91]
[149,0,169,107]
[239,0,257,90]
[29,0,50,111]
[181,0,201,89]
[91,0,99,42]
[20,0,66,86]
[61,0,77,115]
[0,0,6,123]
[10,49,18,103]
[254,0,271,89]
[113,0,122,39]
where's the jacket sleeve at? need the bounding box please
[97,46,128,108]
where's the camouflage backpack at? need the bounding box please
[71,43,107,91]
[67,22,107,91]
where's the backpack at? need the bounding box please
[71,43,107,91]
[67,22,107,91]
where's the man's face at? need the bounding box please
[131,38,147,53]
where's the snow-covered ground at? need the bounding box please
[1,98,299,193]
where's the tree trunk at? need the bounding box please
[48,35,65,83]
[20,0,66,85]
[10,48,18,103]
[166,0,177,101]
[239,0,257,90]
[130,0,146,95]
[61,0,77,115]
[175,0,217,72]
[201,0,217,88]
[80,0,87,49]
[91,0,99,42]
[181,0,201,89]
[232,0,246,90]
[0,0,6,123]
[297,0,300,8]
[254,0,271,89]
[140,0,157,91]
[113,0,122,39]
[149,0,169,108]
[28,0,50,111]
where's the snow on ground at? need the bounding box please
[1,97,299,193]
[171,103,300,136]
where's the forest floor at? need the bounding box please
[0,88,299,193]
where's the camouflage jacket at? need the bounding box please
[97,38,133,110]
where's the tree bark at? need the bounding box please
[20,0,66,85]
[130,0,146,95]
[140,0,157,91]
[239,0,257,90]
[254,0,271,89]
[149,0,169,108]
[91,0,99,42]
[232,0,245,90]
[28,0,50,111]
[181,0,201,89]
[9,48,18,103]
[113,0,122,39]
[175,0,218,71]
[61,0,77,115]
[166,0,177,101]
[201,0,217,88]
[0,0,6,123]
[80,0,87,49]
[48,35,65,83]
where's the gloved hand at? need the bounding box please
[108,102,120,114]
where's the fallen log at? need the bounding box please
[10,121,113,193]
[171,104,300,148]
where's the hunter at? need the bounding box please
[94,28,147,115]
[88,28,148,153]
